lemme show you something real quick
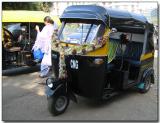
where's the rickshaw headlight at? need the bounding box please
[46,78,53,88]
[93,58,104,65]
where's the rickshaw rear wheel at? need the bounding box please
[48,94,69,116]
[139,75,152,93]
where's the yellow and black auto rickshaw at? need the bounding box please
[2,10,60,75]
[45,5,155,115]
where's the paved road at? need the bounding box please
[2,56,158,121]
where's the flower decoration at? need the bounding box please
[92,44,96,51]
[51,28,110,80]
[82,48,86,55]
[66,43,68,48]
[72,49,77,55]
[55,42,59,47]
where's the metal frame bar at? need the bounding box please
[142,25,149,54]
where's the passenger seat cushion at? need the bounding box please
[124,42,143,60]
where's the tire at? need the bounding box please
[48,94,69,116]
[139,75,152,93]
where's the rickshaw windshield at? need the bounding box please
[59,23,100,44]
[4,23,21,33]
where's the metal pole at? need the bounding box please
[142,25,148,54]
[29,22,31,50]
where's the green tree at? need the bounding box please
[2,2,53,12]
[39,2,53,12]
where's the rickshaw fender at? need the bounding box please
[46,84,77,103]
[142,68,154,84]
[45,84,64,97]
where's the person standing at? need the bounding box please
[32,16,58,78]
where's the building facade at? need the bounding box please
[51,1,158,24]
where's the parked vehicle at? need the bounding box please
[45,5,155,115]
[2,10,61,75]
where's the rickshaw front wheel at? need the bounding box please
[139,75,152,93]
[48,94,69,116]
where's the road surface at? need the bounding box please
[2,55,158,121]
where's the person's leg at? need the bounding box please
[40,64,50,77]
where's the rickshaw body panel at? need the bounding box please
[54,4,154,97]
[86,42,108,56]
[137,53,154,84]
[65,55,107,99]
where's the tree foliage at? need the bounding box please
[2,2,53,12]
[40,2,53,12]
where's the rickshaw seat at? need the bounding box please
[124,42,143,60]
[123,42,143,66]
[115,42,142,67]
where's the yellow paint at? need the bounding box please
[141,63,153,68]
[60,42,76,47]
[86,28,110,56]
[2,10,61,26]
[140,52,154,61]
[86,42,108,56]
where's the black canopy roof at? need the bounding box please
[60,5,107,23]
[60,5,153,32]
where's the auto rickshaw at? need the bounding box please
[2,10,61,75]
[45,5,155,115]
